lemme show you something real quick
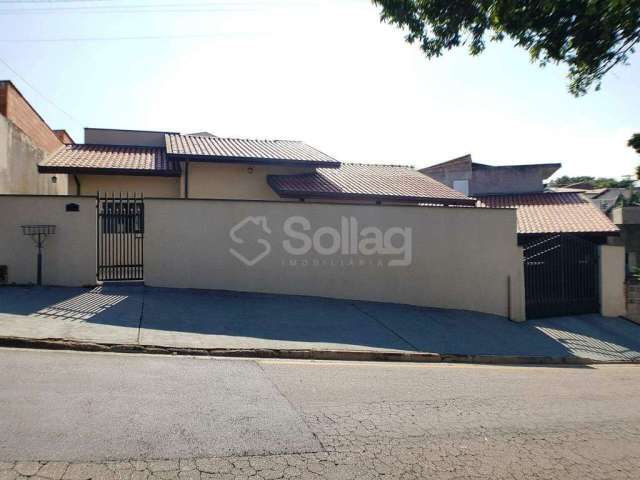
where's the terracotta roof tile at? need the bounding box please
[268,163,476,205]
[165,133,339,166]
[38,144,180,176]
[476,192,618,234]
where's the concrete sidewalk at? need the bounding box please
[1,285,639,363]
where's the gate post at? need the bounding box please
[599,245,626,317]
[511,246,526,322]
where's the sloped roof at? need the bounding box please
[591,188,627,201]
[165,133,340,167]
[587,188,626,214]
[581,188,608,198]
[420,154,472,175]
[38,144,180,176]
[476,192,619,235]
[547,186,587,193]
[268,163,476,205]
[420,156,560,181]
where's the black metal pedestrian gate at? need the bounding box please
[523,234,599,319]
[97,193,144,281]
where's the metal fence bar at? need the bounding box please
[118,192,123,280]
[125,193,135,280]
[96,192,144,282]
[523,234,599,319]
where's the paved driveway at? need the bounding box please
[1,285,639,362]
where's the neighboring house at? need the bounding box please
[550,184,638,274]
[421,154,620,318]
[37,127,475,206]
[562,181,597,190]
[420,154,617,241]
[594,189,640,274]
[0,80,72,195]
[582,187,629,213]
[420,154,561,196]
[612,206,640,273]
[549,183,635,215]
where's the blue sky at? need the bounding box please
[0,0,638,178]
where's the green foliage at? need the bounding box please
[372,0,640,95]
[549,175,634,188]
[629,133,640,154]
[629,134,640,178]
[624,190,640,205]
[632,266,640,283]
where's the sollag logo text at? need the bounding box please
[229,215,412,267]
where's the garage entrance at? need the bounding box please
[523,234,599,319]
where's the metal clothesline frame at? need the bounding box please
[21,225,56,286]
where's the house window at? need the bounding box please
[453,180,469,196]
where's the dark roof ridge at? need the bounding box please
[165,133,340,165]
[475,190,577,197]
[336,162,415,169]
[72,143,165,150]
[268,162,476,205]
[422,154,472,170]
[171,133,305,143]
[86,127,179,134]
[473,162,562,169]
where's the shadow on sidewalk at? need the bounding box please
[1,285,638,361]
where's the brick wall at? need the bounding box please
[0,81,62,154]
[53,129,74,144]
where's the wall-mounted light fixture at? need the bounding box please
[51,176,57,184]
[247,167,254,174]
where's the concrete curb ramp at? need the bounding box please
[1,335,638,365]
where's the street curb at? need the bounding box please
[1,335,638,365]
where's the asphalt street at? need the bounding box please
[1,348,640,479]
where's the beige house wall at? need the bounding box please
[185,163,313,201]
[74,164,313,201]
[0,195,536,320]
[0,115,68,195]
[144,198,527,321]
[76,174,180,197]
[2,195,627,323]
[0,195,96,286]
[600,245,626,317]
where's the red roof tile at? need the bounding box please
[165,133,339,166]
[268,163,476,205]
[38,144,180,176]
[476,192,618,235]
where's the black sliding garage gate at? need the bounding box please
[523,234,599,319]
[97,193,144,281]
